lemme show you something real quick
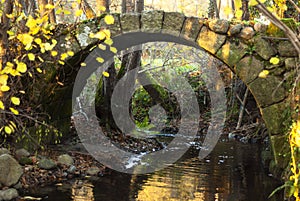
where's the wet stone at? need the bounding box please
[38,158,57,170]
[57,154,74,166]
[0,188,19,201]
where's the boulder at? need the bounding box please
[86,167,100,176]
[15,148,30,160]
[208,19,230,34]
[38,158,57,170]
[0,148,10,156]
[239,27,255,40]
[0,188,19,201]
[0,154,23,187]
[57,154,74,166]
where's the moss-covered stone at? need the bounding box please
[249,75,286,107]
[120,13,140,33]
[235,56,264,84]
[141,10,164,33]
[162,12,185,36]
[270,135,290,169]
[197,26,226,54]
[261,101,290,135]
[180,17,203,41]
[216,40,248,68]
[278,41,298,57]
[253,36,276,60]
[208,19,230,34]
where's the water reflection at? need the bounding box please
[25,141,283,201]
[71,180,94,201]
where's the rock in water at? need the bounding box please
[0,188,19,201]
[38,158,57,170]
[57,154,74,166]
[0,154,23,187]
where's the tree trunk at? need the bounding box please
[48,0,56,23]
[242,0,250,20]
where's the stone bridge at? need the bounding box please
[39,11,298,172]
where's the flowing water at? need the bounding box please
[24,140,283,201]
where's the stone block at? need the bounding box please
[162,12,185,36]
[120,13,140,33]
[197,26,227,54]
[141,10,164,33]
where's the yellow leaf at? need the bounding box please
[80,62,86,67]
[19,90,25,94]
[11,97,20,105]
[37,56,44,62]
[45,4,55,9]
[270,57,280,65]
[0,75,8,85]
[104,38,113,46]
[102,71,109,77]
[235,10,243,19]
[16,62,27,73]
[51,51,58,56]
[60,53,68,60]
[258,70,269,78]
[4,126,12,134]
[104,15,115,25]
[67,51,74,56]
[34,38,42,45]
[110,47,117,53]
[0,101,4,110]
[58,60,65,65]
[234,0,242,9]
[7,30,14,36]
[0,85,10,92]
[17,33,34,46]
[6,13,14,19]
[96,57,104,63]
[10,107,19,115]
[36,68,43,73]
[28,53,35,61]
[98,44,106,50]
[75,9,83,17]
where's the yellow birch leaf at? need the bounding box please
[270,57,280,65]
[96,57,104,63]
[36,68,43,73]
[34,38,42,45]
[80,62,86,67]
[0,75,8,85]
[9,107,19,115]
[0,85,10,92]
[51,51,58,56]
[258,70,269,78]
[75,10,83,17]
[4,126,12,134]
[102,71,109,77]
[235,10,243,19]
[28,53,35,61]
[67,51,74,56]
[98,44,106,50]
[110,47,117,53]
[11,97,20,105]
[104,38,113,46]
[16,62,27,73]
[60,53,68,60]
[104,15,115,25]
[0,101,4,110]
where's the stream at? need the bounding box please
[23,140,283,201]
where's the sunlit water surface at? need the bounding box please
[24,140,283,201]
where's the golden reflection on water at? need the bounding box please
[71,180,95,201]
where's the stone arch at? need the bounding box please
[47,11,298,166]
